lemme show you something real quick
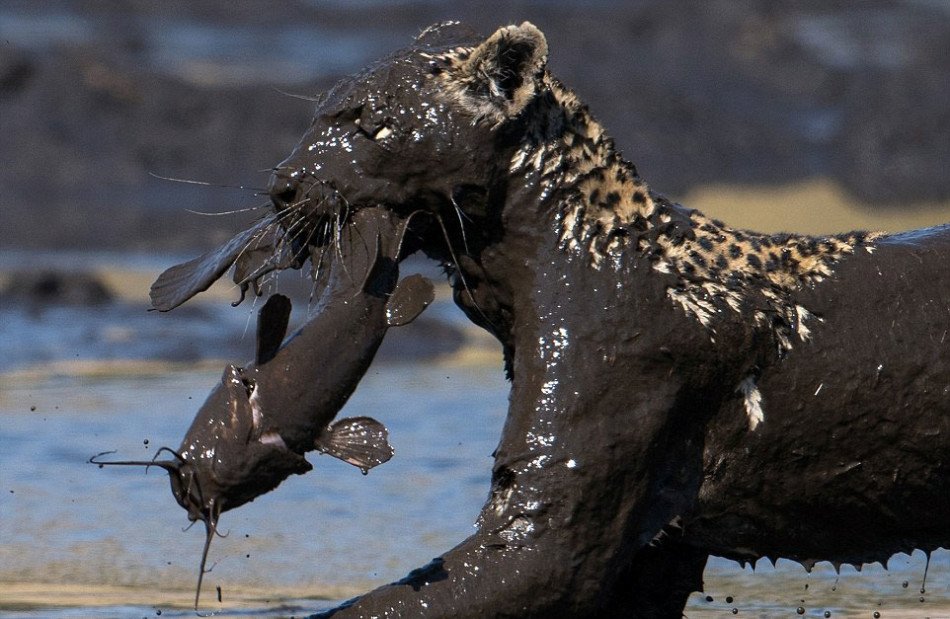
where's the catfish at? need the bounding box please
[93,208,434,609]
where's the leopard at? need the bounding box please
[171,21,950,618]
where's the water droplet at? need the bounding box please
[919,596,925,603]
[726,596,734,604]
[705,596,714,603]
[902,581,909,588]
[873,612,880,618]
[824,612,831,618]
[797,607,805,615]
[731,609,738,615]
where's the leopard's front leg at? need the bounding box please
[313,301,715,618]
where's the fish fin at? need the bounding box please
[149,214,279,311]
[256,294,292,365]
[385,274,435,327]
[314,416,394,473]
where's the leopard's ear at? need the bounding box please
[449,22,548,124]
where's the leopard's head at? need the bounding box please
[267,22,552,323]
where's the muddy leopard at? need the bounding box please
[152,21,950,618]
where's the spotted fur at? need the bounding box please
[428,31,880,354]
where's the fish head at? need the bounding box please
[172,364,312,522]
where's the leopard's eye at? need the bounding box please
[355,104,395,141]
[353,117,392,141]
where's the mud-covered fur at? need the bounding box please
[424,24,877,356]
[258,21,950,618]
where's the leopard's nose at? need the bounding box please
[267,170,299,212]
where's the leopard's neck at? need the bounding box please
[508,75,879,351]
[512,75,874,281]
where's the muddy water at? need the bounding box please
[0,364,509,617]
[0,253,947,618]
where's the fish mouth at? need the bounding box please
[89,449,227,611]
[88,448,211,518]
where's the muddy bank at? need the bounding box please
[0,259,472,372]
[2,0,948,251]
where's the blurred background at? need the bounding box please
[1,1,948,617]
[3,0,950,254]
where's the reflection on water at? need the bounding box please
[694,552,950,618]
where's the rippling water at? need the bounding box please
[0,361,510,617]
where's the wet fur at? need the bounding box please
[142,21,950,617]
[259,22,950,618]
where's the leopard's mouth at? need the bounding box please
[267,173,348,252]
